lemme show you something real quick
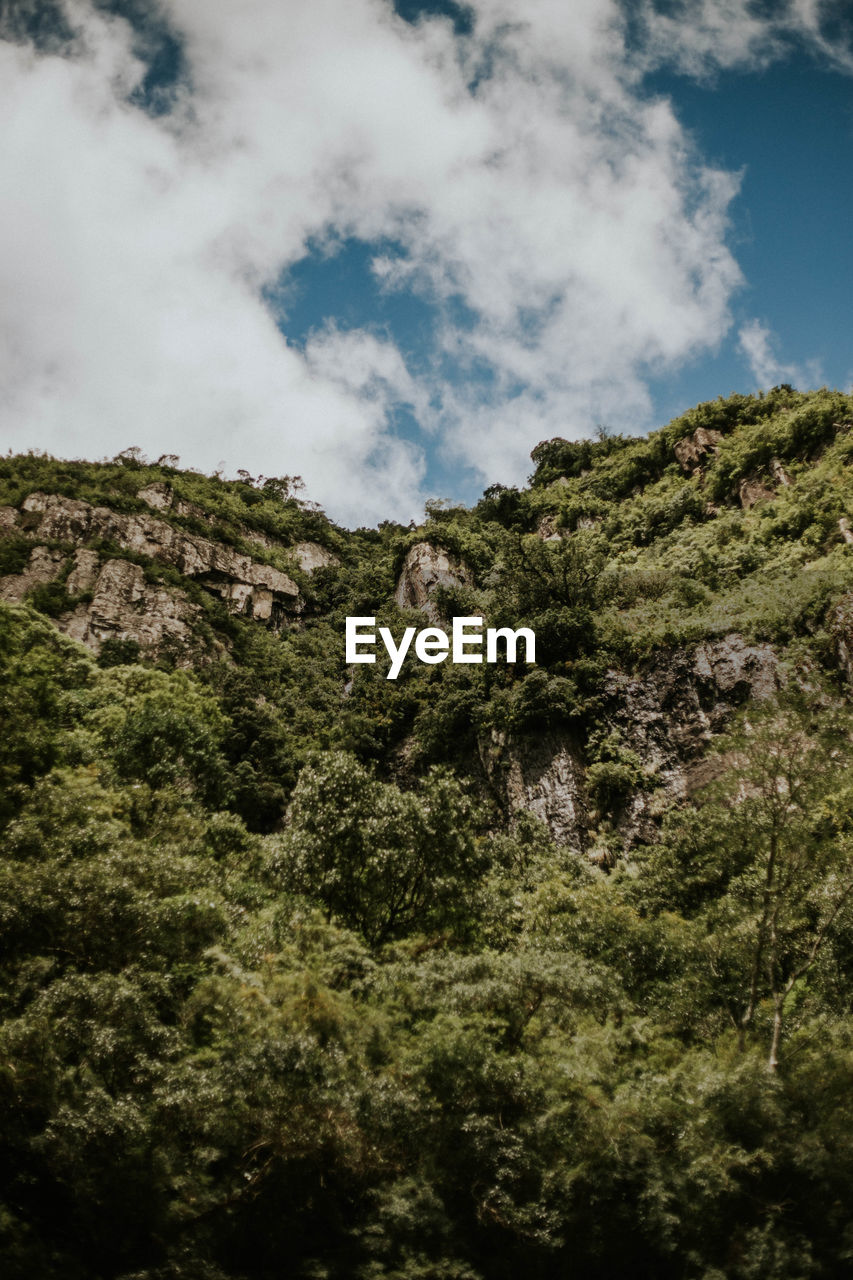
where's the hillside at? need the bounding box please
[4,387,853,1278]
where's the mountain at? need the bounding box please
[3,386,853,1279]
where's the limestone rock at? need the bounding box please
[0,491,305,658]
[138,482,337,573]
[21,492,94,542]
[738,476,775,509]
[0,545,66,602]
[62,559,199,657]
[602,635,778,833]
[137,481,173,512]
[693,634,778,702]
[20,492,300,622]
[536,515,562,541]
[771,458,792,487]
[673,428,723,473]
[606,636,777,839]
[394,542,473,621]
[487,634,778,851]
[293,541,339,573]
[66,549,100,596]
[138,481,209,525]
[496,730,589,851]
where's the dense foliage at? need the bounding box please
[4,389,853,1277]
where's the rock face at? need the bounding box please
[738,477,775,510]
[19,492,299,619]
[486,634,779,852]
[63,557,201,656]
[293,541,339,574]
[536,515,562,541]
[481,728,590,851]
[138,480,227,527]
[673,428,723,473]
[608,635,778,845]
[833,594,853,681]
[0,545,67,602]
[395,542,473,621]
[137,482,340,574]
[771,458,792,487]
[736,459,789,510]
[0,492,306,658]
[137,482,174,513]
[0,540,200,660]
[605,633,778,796]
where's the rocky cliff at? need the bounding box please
[479,633,780,854]
[0,486,828,853]
[394,541,474,620]
[0,489,313,659]
[7,395,853,1280]
[3,384,852,856]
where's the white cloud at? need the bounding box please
[738,318,822,389]
[304,327,431,421]
[634,0,853,78]
[0,0,844,521]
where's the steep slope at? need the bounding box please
[3,386,853,850]
[4,390,853,1279]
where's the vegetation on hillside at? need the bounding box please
[4,388,853,1277]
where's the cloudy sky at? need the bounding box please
[1,0,852,524]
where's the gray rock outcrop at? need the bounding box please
[395,542,474,621]
[137,482,340,574]
[673,428,723,473]
[62,557,201,656]
[738,477,775,509]
[605,633,777,780]
[293,541,339,574]
[487,634,779,852]
[19,492,300,621]
[0,545,67,602]
[0,492,306,658]
[481,728,589,851]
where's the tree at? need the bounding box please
[650,697,853,1070]
[273,752,484,946]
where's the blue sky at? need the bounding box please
[646,50,853,425]
[1,1,852,523]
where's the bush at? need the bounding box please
[274,752,484,945]
[0,535,31,576]
[26,579,74,618]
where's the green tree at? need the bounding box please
[643,698,853,1069]
[274,752,485,946]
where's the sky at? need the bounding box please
[1,0,852,525]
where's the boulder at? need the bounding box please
[137,481,173,512]
[673,428,723,473]
[739,477,775,509]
